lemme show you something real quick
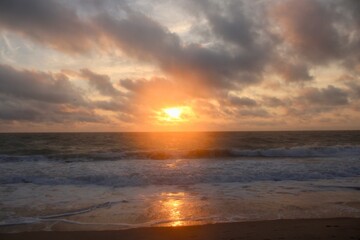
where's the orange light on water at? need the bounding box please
[154,191,206,228]
[161,192,186,227]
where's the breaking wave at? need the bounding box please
[1,145,360,162]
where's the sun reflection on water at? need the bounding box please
[160,192,186,227]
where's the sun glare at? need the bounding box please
[157,106,193,123]
[164,108,182,119]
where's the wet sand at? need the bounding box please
[1,218,360,240]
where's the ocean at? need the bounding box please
[1,131,360,232]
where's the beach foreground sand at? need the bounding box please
[1,218,359,240]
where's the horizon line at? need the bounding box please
[0,129,359,134]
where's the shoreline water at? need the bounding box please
[1,218,360,240]
[1,177,360,233]
[1,132,359,234]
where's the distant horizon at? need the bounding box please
[1,129,360,134]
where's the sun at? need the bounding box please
[157,106,193,123]
[164,107,183,119]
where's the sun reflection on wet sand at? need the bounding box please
[160,192,186,227]
[142,190,210,228]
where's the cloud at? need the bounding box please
[349,84,360,99]
[271,0,342,63]
[0,95,103,123]
[270,0,360,69]
[200,0,258,50]
[1,0,357,87]
[95,11,265,93]
[0,0,270,93]
[0,64,149,124]
[0,96,41,121]
[0,64,105,123]
[92,100,124,111]
[343,76,360,100]
[0,0,94,54]
[262,96,286,108]
[0,64,84,104]
[301,85,349,106]
[272,61,313,83]
[238,108,270,118]
[80,68,120,97]
[228,95,257,107]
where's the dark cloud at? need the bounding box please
[203,2,256,50]
[183,0,274,85]
[0,96,41,121]
[0,64,106,123]
[0,0,94,54]
[0,95,102,123]
[344,78,360,100]
[95,11,264,92]
[348,0,360,28]
[0,0,269,92]
[228,95,257,107]
[238,108,270,118]
[195,0,273,51]
[80,69,120,97]
[2,0,357,87]
[272,61,313,83]
[270,0,360,69]
[301,85,349,106]
[93,100,123,111]
[94,12,181,63]
[262,96,286,108]
[271,0,342,63]
[0,64,84,104]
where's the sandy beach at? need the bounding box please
[1,218,359,240]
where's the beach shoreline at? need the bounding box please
[1,218,359,240]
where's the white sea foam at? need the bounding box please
[0,217,40,227]
[231,145,360,158]
[1,145,360,163]
[1,153,359,187]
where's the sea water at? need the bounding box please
[0,131,360,232]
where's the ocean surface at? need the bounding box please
[0,131,360,232]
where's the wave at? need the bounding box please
[0,201,122,226]
[231,145,360,158]
[0,214,219,230]
[40,201,123,219]
[1,145,360,162]
[1,156,360,186]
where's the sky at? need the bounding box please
[0,0,359,132]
